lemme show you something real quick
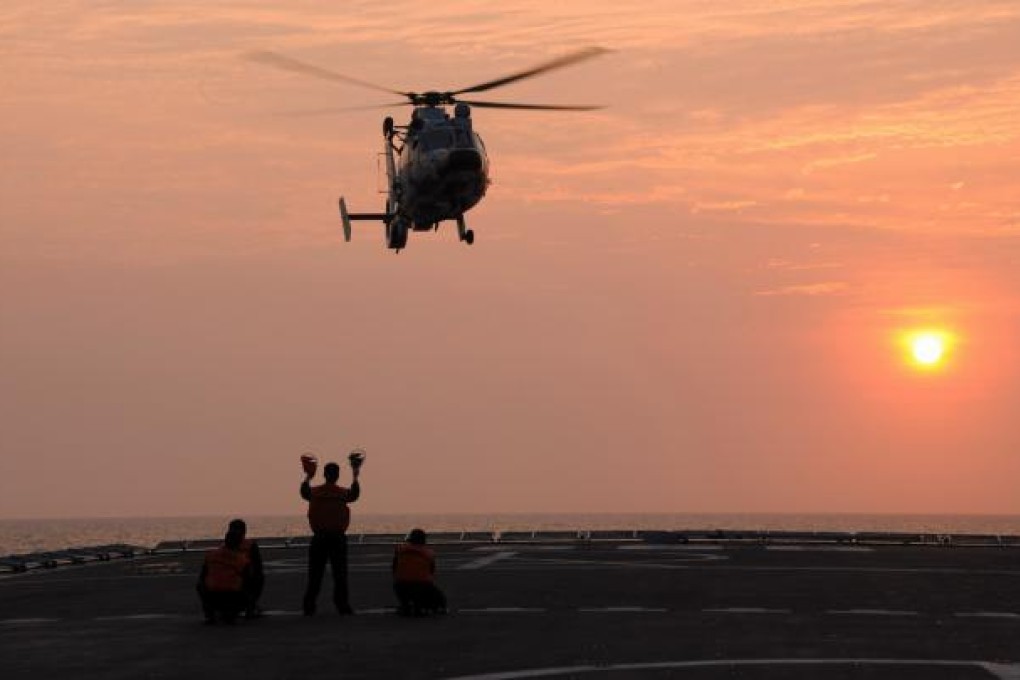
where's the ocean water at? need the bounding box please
[3,513,1020,556]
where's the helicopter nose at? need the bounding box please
[448,148,482,172]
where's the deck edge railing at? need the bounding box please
[4,530,1018,575]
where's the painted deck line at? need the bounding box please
[470,546,575,552]
[459,551,518,570]
[766,545,873,552]
[712,565,1020,576]
[525,553,727,570]
[702,607,790,614]
[458,607,546,613]
[828,609,918,616]
[93,613,182,621]
[264,608,394,616]
[443,658,1020,680]
[12,605,1020,623]
[578,606,668,613]
[617,544,724,551]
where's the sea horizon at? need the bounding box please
[4,511,1020,557]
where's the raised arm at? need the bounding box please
[346,478,361,503]
[300,479,312,501]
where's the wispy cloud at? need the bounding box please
[691,200,758,214]
[754,282,850,297]
[3,0,1020,260]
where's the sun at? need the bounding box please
[902,329,952,370]
[912,334,944,365]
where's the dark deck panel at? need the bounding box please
[2,540,1020,680]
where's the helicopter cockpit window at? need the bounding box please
[452,121,474,148]
[421,129,454,151]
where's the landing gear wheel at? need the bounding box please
[464,229,475,245]
[383,116,394,136]
[387,221,408,251]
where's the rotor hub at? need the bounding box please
[408,91,456,107]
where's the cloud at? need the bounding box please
[803,152,878,174]
[765,259,845,271]
[754,282,850,296]
[690,200,759,214]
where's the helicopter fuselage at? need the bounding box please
[395,105,489,230]
[311,46,605,251]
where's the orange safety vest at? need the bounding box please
[307,483,352,533]
[394,543,435,583]
[203,546,249,592]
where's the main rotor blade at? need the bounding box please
[452,46,610,95]
[275,102,410,116]
[245,51,409,97]
[459,100,604,111]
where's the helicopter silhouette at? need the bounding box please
[247,48,608,251]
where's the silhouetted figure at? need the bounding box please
[393,528,447,616]
[197,527,250,624]
[228,518,264,618]
[300,459,361,615]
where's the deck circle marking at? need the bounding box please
[443,658,1020,680]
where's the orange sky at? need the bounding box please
[2,1,1019,518]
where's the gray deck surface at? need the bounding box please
[2,541,1019,679]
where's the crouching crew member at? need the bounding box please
[393,528,447,616]
[197,527,251,624]
[228,518,264,618]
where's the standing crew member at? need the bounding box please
[300,455,362,616]
[392,528,447,616]
[228,518,264,618]
[197,527,251,624]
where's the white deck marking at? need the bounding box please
[6,604,1020,627]
[985,662,1020,680]
[458,607,546,613]
[618,545,724,551]
[459,551,517,570]
[526,553,727,569]
[828,609,918,616]
[578,606,667,613]
[705,564,1020,576]
[262,559,306,569]
[93,613,182,621]
[264,608,393,616]
[470,546,574,552]
[766,545,873,552]
[443,658,1020,680]
[702,607,790,614]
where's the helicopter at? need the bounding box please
[247,48,607,251]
